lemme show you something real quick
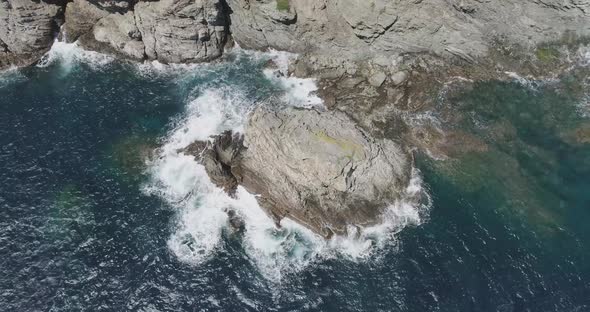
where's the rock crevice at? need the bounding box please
[60,0,230,63]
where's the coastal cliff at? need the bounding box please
[2,0,589,68]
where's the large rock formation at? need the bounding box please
[0,0,65,69]
[63,0,110,43]
[63,0,229,62]
[2,0,589,69]
[186,106,412,238]
[227,0,590,62]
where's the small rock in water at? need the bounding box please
[226,209,245,233]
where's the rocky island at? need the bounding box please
[2,0,590,238]
[185,106,412,238]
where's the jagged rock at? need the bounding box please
[368,71,387,87]
[63,0,110,42]
[0,0,64,69]
[184,131,243,196]
[390,71,409,86]
[93,11,145,60]
[134,0,228,63]
[187,107,412,238]
[226,0,590,62]
[63,0,229,63]
[226,209,245,233]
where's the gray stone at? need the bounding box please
[390,71,409,86]
[63,0,229,63]
[226,0,590,62]
[184,131,243,196]
[63,0,110,42]
[134,0,228,63]
[368,71,387,87]
[188,106,412,238]
[93,12,145,60]
[0,0,64,69]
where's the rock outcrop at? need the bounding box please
[227,0,590,62]
[2,0,589,69]
[63,0,229,62]
[0,0,65,69]
[63,0,111,43]
[186,106,412,238]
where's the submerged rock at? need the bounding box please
[186,106,412,238]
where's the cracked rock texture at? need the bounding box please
[0,0,64,69]
[227,0,590,62]
[3,0,590,67]
[63,0,228,62]
[188,106,412,238]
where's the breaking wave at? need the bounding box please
[37,41,115,73]
[261,50,323,107]
[35,39,432,280]
[142,50,431,280]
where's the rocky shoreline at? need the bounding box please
[3,1,589,70]
[2,0,590,238]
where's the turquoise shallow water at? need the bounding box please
[1,45,589,311]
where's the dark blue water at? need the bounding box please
[1,46,590,311]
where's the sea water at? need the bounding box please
[0,42,589,311]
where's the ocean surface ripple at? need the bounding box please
[0,43,589,311]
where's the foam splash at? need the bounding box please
[262,50,323,108]
[146,85,320,276]
[134,59,210,79]
[504,71,564,92]
[36,41,114,72]
[504,72,544,90]
[237,48,323,108]
[143,87,252,264]
[143,50,429,280]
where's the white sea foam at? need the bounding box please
[143,50,429,280]
[262,50,323,108]
[134,59,211,79]
[504,72,542,90]
[238,48,323,108]
[504,71,562,91]
[37,41,114,72]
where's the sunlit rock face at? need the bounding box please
[0,0,64,69]
[187,106,412,238]
[226,0,590,61]
[62,0,228,63]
